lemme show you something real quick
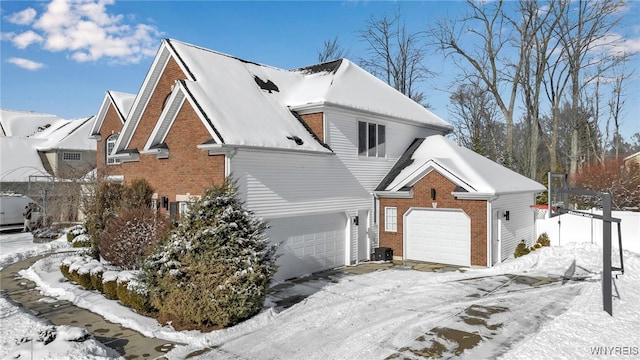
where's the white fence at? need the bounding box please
[535,209,640,254]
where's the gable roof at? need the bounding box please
[111,39,452,158]
[289,60,452,130]
[90,91,136,138]
[376,135,545,197]
[36,116,95,151]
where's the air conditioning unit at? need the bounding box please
[373,247,393,261]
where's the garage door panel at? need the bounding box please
[269,213,347,281]
[405,209,470,267]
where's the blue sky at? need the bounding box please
[1,0,639,141]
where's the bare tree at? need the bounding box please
[358,11,433,105]
[551,0,627,174]
[430,0,523,167]
[449,81,504,162]
[317,36,349,63]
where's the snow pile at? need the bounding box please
[0,297,120,359]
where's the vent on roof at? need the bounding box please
[454,186,468,192]
[287,135,304,145]
[254,76,279,93]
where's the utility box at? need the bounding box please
[373,247,393,261]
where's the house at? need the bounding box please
[375,135,546,267]
[90,38,543,281]
[0,109,97,193]
[623,151,640,169]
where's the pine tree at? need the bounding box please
[140,179,278,328]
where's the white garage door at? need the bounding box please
[405,209,471,267]
[268,213,347,281]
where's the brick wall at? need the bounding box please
[299,112,324,142]
[96,55,225,205]
[379,170,487,266]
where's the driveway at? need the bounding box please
[196,260,588,360]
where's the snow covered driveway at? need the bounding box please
[211,263,586,360]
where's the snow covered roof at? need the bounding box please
[1,110,97,183]
[113,39,451,157]
[289,60,452,129]
[0,109,64,137]
[0,137,50,182]
[376,135,545,197]
[35,116,95,151]
[89,91,136,138]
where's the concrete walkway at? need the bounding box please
[0,254,181,359]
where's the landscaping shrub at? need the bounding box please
[126,281,153,313]
[102,274,118,300]
[537,232,551,247]
[141,179,278,329]
[84,181,124,258]
[99,207,170,270]
[67,224,87,242]
[514,240,531,258]
[90,266,105,293]
[122,179,155,210]
[72,234,91,248]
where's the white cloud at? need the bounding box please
[6,0,161,64]
[12,30,44,49]
[6,8,37,25]
[7,57,44,71]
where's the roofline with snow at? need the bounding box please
[290,101,453,134]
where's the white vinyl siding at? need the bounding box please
[491,193,538,261]
[384,207,397,232]
[326,108,442,191]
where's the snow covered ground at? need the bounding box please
[1,230,639,359]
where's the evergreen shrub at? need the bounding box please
[141,179,278,329]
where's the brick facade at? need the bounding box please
[379,170,488,266]
[299,112,324,142]
[96,56,225,205]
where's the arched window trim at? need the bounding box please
[106,133,120,165]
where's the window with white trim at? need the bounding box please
[106,134,120,165]
[63,152,81,161]
[179,201,193,217]
[384,207,397,232]
[358,121,386,157]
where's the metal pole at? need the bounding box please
[602,193,612,316]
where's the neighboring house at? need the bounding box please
[375,136,546,267]
[90,38,543,281]
[0,110,97,221]
[0,110,97,186]
[623,151,640,169]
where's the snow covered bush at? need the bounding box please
[514,240,531,258]
[66,224,87,242]
[141,180,278,329]
[99,207,171,270]
[536,232,550,247]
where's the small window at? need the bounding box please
[179,201,193,217]
[106,134,120,165]
[358,121,386,158]
[63,152,81,161]
[384,207,397,232]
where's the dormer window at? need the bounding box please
[106,134,120,165]
[358,121,386,158]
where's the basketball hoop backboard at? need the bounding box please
[548,172,568,218]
